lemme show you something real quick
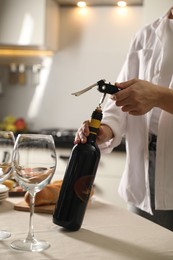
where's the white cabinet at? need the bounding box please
[0,0,59,51]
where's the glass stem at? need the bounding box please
[26,193,36,241]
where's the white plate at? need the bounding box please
[0,194,8,200]
[0,193,8,200]
[0,184,9,193]
[0,184,9,202]
[0,190,8,195]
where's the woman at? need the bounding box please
[75,7,173,231]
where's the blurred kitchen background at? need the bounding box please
[0,0,172,131]
[0,0,172,207]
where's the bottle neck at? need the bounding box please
[87,107,103,144]
[87,132,97,143]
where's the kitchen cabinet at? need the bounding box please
[0,0,59,51]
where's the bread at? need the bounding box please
[24,180,94,206]
[3,179,15,191]
[24,180,62,206]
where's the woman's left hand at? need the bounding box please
[110,79,159,115]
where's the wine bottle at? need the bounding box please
[53,106,103,231]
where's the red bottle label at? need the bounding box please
[74,176,94,202]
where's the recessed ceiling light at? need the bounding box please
[117,1,127,7]
[77,1,87,8]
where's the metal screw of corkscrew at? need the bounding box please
[71,79,120,107]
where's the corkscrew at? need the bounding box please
[71,79,120,106]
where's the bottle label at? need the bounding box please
[74,176,94,203]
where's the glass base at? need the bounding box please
[0,230,11,240]
[11,238,50,252]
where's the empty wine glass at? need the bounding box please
[0,131,15,240]
[11,134,57,252]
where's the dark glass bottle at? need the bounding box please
[53,107,103,231]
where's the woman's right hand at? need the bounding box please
[74,121,114,145]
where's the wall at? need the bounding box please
[143,0,173,24]
[33,6,144,130]
[0,6,144,130]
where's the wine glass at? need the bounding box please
[0,131,15,240]
[11,134,57,252]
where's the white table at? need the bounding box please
[1,196,173,260]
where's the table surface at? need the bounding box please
[1,196,173,260]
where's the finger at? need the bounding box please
[110,82,129,101]
[121,104,144,115]
[116,97,131,107]
[115,79,139,100]
[74,132,81,144]
[74,130,87,144]
[121,104,135,112]
[79,129,88,143]
[116,78,138,89]
[112,82,135,101]
[82,120,90,136]
[129,111,141,116]
[74,121,90,144]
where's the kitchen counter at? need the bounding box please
[0,196,173,260]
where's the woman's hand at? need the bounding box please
[74,121,114,145]
[110,79,160,115]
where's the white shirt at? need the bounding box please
[150,18,173,135]
[100,8,173,213]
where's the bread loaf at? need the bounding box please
[24,180,62,206]
[3,179,15,191]
[24,180,94,206]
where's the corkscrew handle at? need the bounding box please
[71,79,120,97]
[97,80,120,94]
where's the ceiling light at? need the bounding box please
[77,1,86,8]
[117,1,127,7]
